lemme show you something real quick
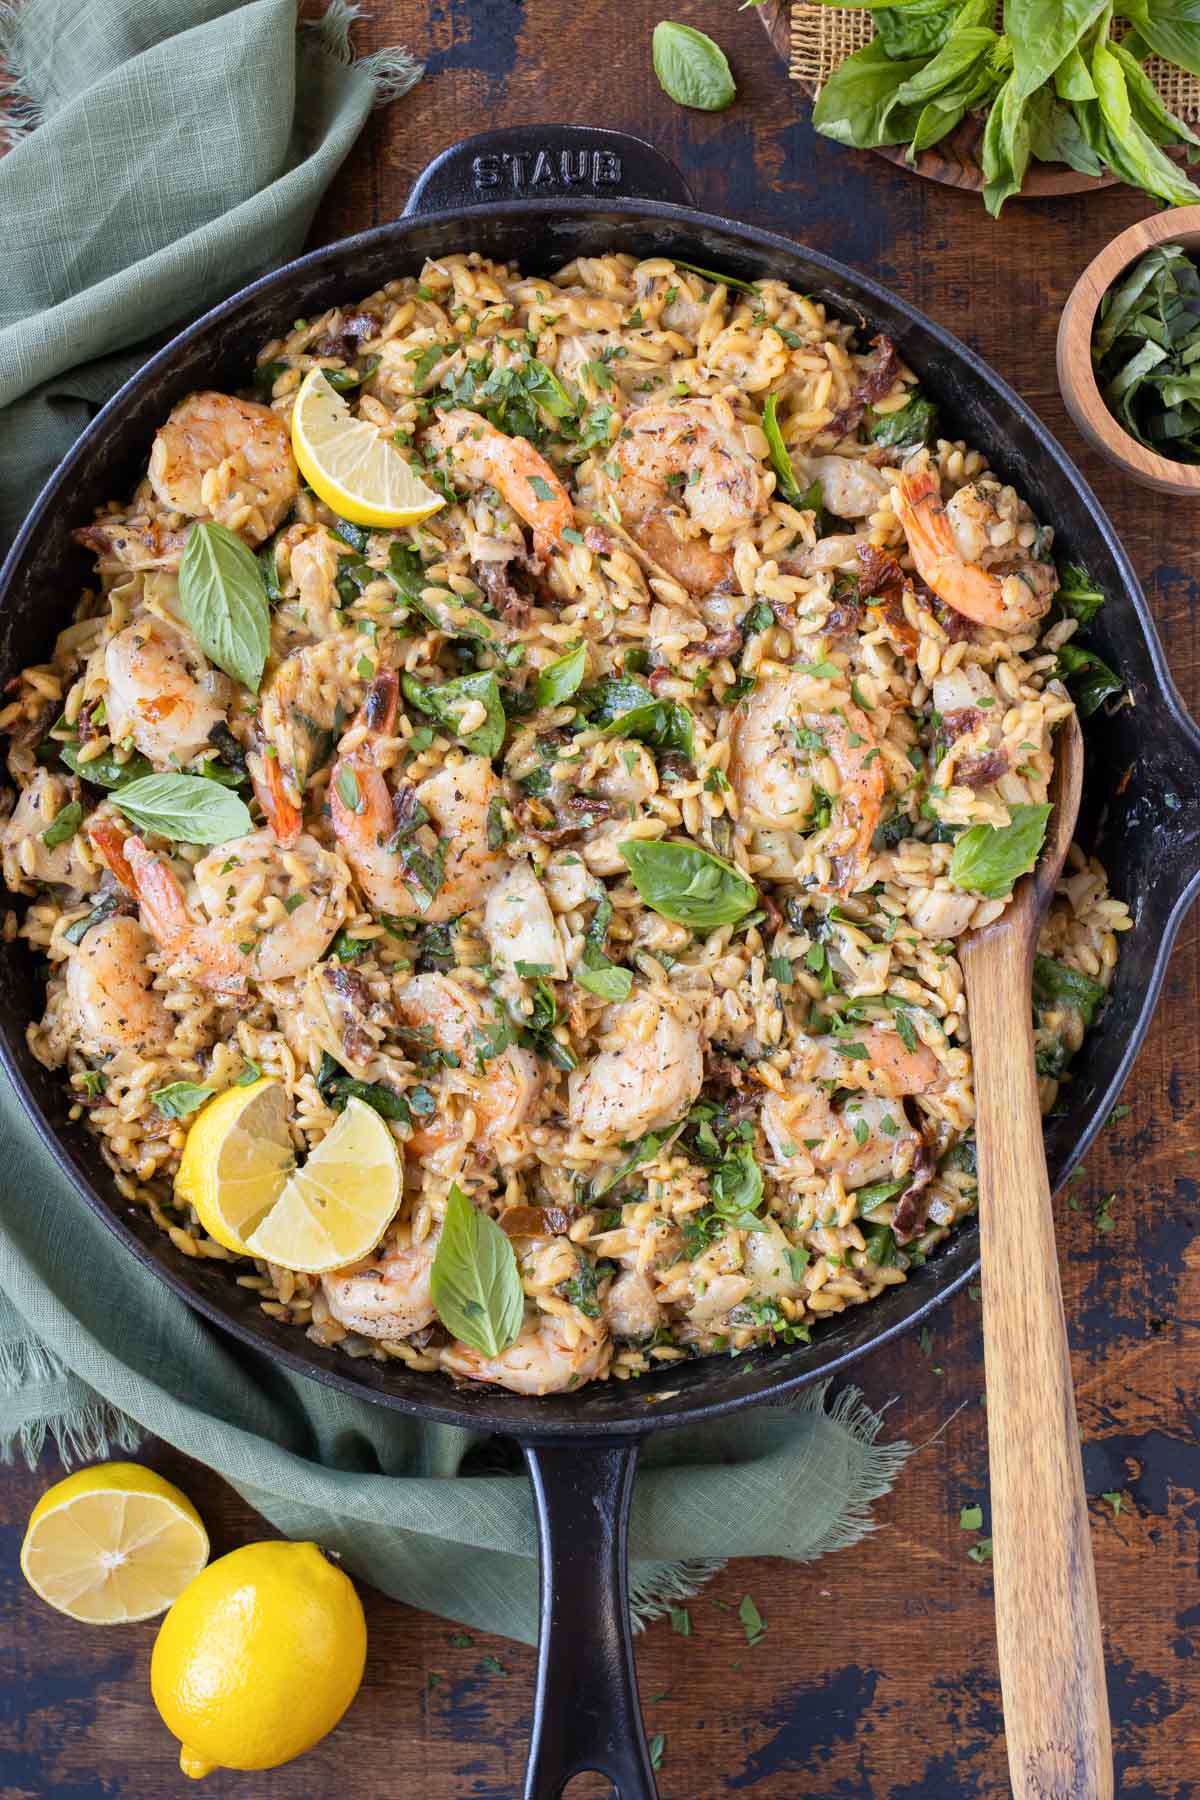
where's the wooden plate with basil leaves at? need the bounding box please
[759,1,1200,212]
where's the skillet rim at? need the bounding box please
[2,194,1198,1442]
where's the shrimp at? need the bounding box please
[147,391,298,545]
[104,618,229,766]
[762,1085,924,1190]
[320,1222,436,1341]
[894,461,1056,630]
[610,398,767,594]
[568,1001,703,1144]
[89,819,349,993]
[1,770,96,896]
[483,859,567,980]
[330,673,505,923]
[395,972,542,1162]
[442,1308,612,1396]
[424,409,574,560]
[792,454,892,520]
[729,672,885,893]
[74,517,190,573]
[605,1267,663,1343]
[811,1023,945,1099]
[64,911,173,1054]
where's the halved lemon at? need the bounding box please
[290,367,445,528]
[175,1079,401,1273]
[21,1461,209,1624]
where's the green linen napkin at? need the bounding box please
[0,0,913,1643]
[0,0,422,546]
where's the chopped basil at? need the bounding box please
[535,640,587,708]
[42,801,82,849]
[150,1081,214,1120]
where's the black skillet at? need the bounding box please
[2,127,1199,1798]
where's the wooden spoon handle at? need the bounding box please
[967,933,1113,1799]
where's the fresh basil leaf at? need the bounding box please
[42,801,82,849]
[620,839,758,929]
[1120,0,1200,78]
[873,0,961,59]
[59,743,152,791]
[1028,88,1107,174]
[949,802,1051,897]
[430,1182,524,1356]
[1006,0,1109,98]
[1093,39,1200,208]
[535,641,587,708]
[868,392,938,451]
[576,962,634,1001]
[110,773,252,845]
[583,676,656,725]
[1032,953,1107,1028]
[652,20,736,111]
[151,1081,215,1120]
[178,521,271,693]
[762,392,802,503]
[590,1128,668,1199]
[812,39,928,148]
[982,72,1033,218]
[402,670,505,758]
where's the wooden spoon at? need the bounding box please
[959,713,1113,1799]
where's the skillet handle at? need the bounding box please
[522,1438,657,1800]
[403,126,694,216]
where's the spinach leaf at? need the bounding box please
[151,1081,215,1120]
[652,20,736,111]
[317,1052,414,1124]
[59,742,153,791]
[599,696,695,758]
[1093,242,1200,460]
[430,1183,524,1356]
[1054,563,1106,624]
[577,893,633,1001]
[178,521,271,693]
[867,392,938,451]
[401,670,506,758]
[762,393,802,502]
[42,801,82,849]
[620,839,758,929]
[949,802,1051,897]
[535,641,587,708]
[111,773,252,845]
[63,895,122,945]
[1057,642,1123,715]
[1032,953,1107,1028]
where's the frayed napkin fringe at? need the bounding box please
[0,1331,143,1469]
[0,0,423,148]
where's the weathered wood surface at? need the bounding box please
[2,4,1198,1796]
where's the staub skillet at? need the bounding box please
[2,127,1199,1797]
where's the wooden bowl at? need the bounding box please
[1057,207,1200,496]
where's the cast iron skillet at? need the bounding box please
[2,127,1199,1797]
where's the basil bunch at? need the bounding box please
[811,1,1200,217]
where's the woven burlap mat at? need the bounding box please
[790,4,1200,121]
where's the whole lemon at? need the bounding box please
[150,1540,366,1779]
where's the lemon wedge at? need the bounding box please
[175,1079,401,1272]
[21,1462,209,1624]
[175,1077,295,1256]
[290,366,445,527]
[245,1096,401,1272]
[151,1539,366,1778]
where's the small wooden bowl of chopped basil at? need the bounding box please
[1058,209,1200,495]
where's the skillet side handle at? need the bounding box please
[403,126,694,216]
[522,1438,657,1800]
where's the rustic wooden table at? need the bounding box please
[3,4,1199,1796]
